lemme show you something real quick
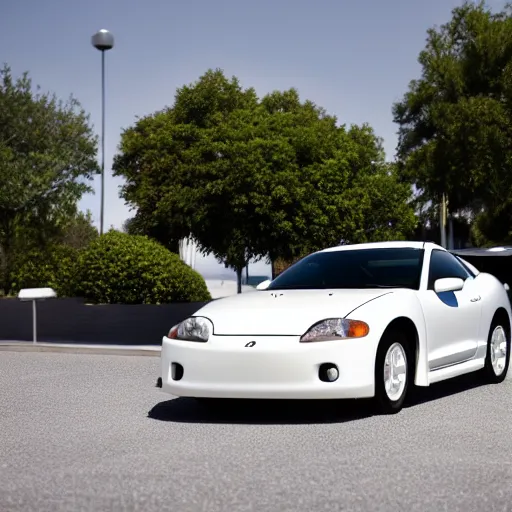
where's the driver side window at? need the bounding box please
[427,250,471,290]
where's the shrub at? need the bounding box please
[8,244,79,297]
[73,230,211,304]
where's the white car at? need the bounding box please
[159,241,511,414]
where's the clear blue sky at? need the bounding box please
[1,0,504,279]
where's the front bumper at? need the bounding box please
[159,334,378,400]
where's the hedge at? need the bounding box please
[72,230,211,304]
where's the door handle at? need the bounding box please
[470,295,481,302]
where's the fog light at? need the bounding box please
[171,362,184,381]
[326,367,338,381]
[319,363,339,382]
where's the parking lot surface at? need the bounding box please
[1,351,511,512]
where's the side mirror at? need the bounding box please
[256,279,271,290]
[504,283,510,292]
[434,277,464,294]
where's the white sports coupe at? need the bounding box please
[159,241,511,414]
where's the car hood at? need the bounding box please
[195,289,393,336]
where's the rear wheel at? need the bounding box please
[482,315,510,384]
[373,330,413,414]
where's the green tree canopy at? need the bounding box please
[0,64,99,293]
[114,69,417,291]
[58,210,99,250]
[393,1,512,245]
[8,243,79,298]
[3,208,98,296]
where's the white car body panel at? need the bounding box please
[196,288,392,336]
[418,277,483,370]
[342,289,430,386]
[160,241,512,400]
[161,334,377,399]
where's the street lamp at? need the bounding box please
[91,29,114,235]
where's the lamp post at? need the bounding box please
[91,29,114,235]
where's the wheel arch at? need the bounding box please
[492,307,511,336]
[480,305,512,383]
[381,316,427,387]
[348,290,429,387]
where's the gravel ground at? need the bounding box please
[0,351,511,512]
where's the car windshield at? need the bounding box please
[267,247,425,290]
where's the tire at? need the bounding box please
[373,329,413,414]
[482,314,511,384]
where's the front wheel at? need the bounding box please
[373,330,412,414]
[482,317,510,384]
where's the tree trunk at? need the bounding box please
[236,267,243,294]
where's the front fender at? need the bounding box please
[345,290,429,386]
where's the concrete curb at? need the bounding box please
[0,342,161,357]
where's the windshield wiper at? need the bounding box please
[362,284,405,288]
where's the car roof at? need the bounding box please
[320,241,444,253]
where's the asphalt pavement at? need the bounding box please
[0,350,511,512]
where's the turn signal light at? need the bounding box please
[347,320,369,338]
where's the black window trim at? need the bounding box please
[453,254,477,278]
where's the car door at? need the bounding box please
[418,249,482,370]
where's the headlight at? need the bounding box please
[168,317,213,342]
[300,318,369,342]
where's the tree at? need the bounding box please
[0,64,99,293]
[1,208,98,296]
[114,69,263,290]
[113,69,417,292]
[59,210,99,250]
[15,207,98,252]
[393,1,512,245]
[470,203,512,247]
[8,244,79,297]
[114,69,259,259]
